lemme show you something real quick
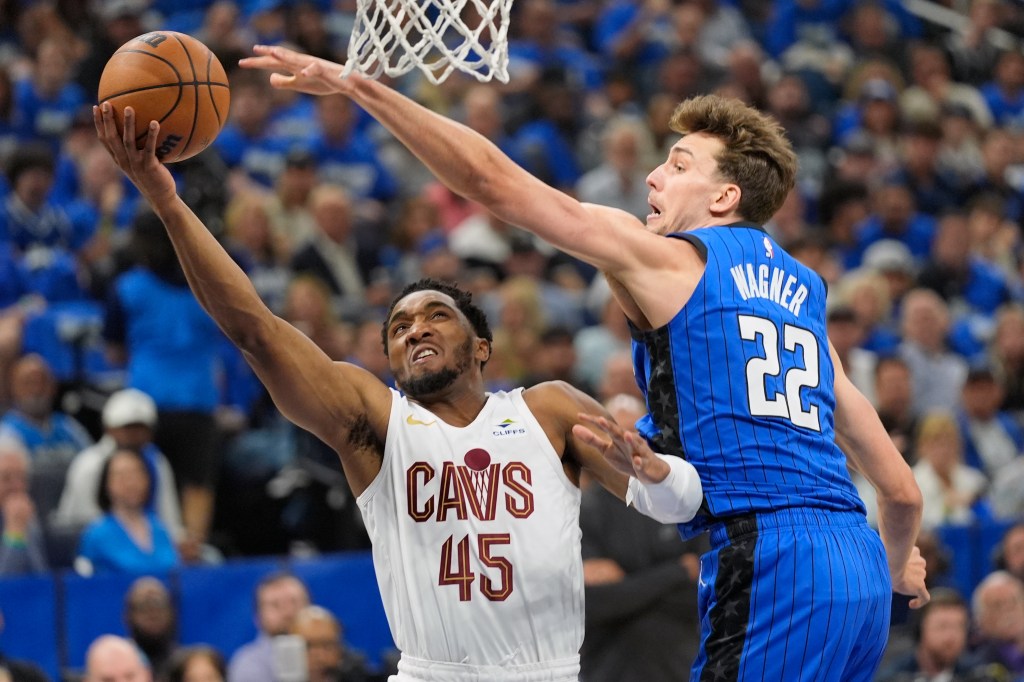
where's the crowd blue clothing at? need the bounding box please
[309,130,398,202]
[11,77,86,153]
[0,410,92,469]
[103,267,224,412]
[77,510,178,575]
[848,212,938,269]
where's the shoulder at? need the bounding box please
[523,380,581,412]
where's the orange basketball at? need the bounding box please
[98,31,230,163]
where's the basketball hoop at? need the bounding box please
[341,0,513,84]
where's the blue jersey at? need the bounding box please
[631,225,865,537]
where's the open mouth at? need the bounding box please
[412,348,439,364]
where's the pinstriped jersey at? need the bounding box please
[631,225,865,538]
[356,388,583,672]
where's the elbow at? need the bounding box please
[884,477,923,518]
[225,313,278,356]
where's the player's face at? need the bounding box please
[386,291,486,399]
[646,132,732,235]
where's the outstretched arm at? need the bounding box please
[94,105,391,493]
[830,343,929,608]
[238,47,668,277]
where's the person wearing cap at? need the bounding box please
[862,238,918,314]
[53,389,185,548]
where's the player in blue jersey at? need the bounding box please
[241,47,930,681]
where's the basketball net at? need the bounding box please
[341,0,512,84]
[470,468,491,511]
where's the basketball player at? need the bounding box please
[239,46,931,681]
[93,103,704,682]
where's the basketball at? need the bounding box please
[98,31,230,163]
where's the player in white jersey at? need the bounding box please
[94,105,704,682]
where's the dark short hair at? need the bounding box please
[381,278,493,363]
[6,143,54,186]
[911,587,968,643]
[165,645,226,682]
[97,448,153,513]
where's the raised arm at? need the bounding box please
[238,47,670,277]
[830,342,929,608]
[94,105,391,493]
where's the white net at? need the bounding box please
[342,0,513,84]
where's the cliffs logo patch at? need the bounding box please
[492,418,527,438]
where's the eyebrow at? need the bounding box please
[388,300,455,327]
[669,145,695,160]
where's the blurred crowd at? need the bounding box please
[1,0,1024,679]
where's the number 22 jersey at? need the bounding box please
[631,225,865,538]
[357,387,583,677]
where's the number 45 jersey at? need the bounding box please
[631,225,865,539]
[357,387,583,677]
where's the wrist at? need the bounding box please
[2,530,27,548]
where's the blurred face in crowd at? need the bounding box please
[10,355,56,420]
[106,450,151,512]
[901,290,949,352]
[919,603,970,669]
[257,577,309,636]
[976,575,1024,643]
[180,652,223,682]
[931,214,970,270]
[126,579,174,646]
[1003,526,1024,581]
[961,376,1003,421]
[874,359,913,416]
[85,636,151,682]
[293,613,343,682]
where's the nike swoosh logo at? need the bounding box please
[406,414,436,426]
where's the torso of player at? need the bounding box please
[357,388,584,668]
[631,226,864,528]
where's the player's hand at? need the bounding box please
[93,104,176,206]
[239,45,358,96]
[573,412,670,485]
[892,545,930,609]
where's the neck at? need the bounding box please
[914,648,948,676]
[414,385,488,427]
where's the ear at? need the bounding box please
[475,338,492,364]
[710,183,742,216]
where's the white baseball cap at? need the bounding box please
[102,389,158,429]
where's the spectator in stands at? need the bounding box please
[124,576,179,677]
[862,239,917,319]
[576,116,657,222]
[957,366,1024,477]
[227,572,310,682]
[901,42,992,130]
[84,634,151,682]
[994,523,1024,583]
[851,182,937,269]
[919,211,1012,323]
[579,394,705,681]
[899,288,969,415]
[970,570,1024,677]
[76,447,179,575]
[289,185,369,320]
[1,143,87,258]
[0,437,45,576]
[165,645,226,682]
[54,388,184,540]
[508,68,584,194]
[981,50,1024,128]
[874,355,919,461]
[291,605,373,682]
[938,103,986,187]
[281,275,351,363]
[212,71,288,190]
[573,289,631,395]
[888,119,965,218]
[223,192,292,315]
[103,211,224,554]
[876,587,985,682]
[12,38,86,152]
[912,411,989,530]
[826,304,876,402]
[966,128,1024,227]
[989,304,1024,417]
[309,94,397,207]
[0,353,92,516]
[265,147,318,253]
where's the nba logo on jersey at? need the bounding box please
[763,236,774,258]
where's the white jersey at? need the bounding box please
[357,388,583,681]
